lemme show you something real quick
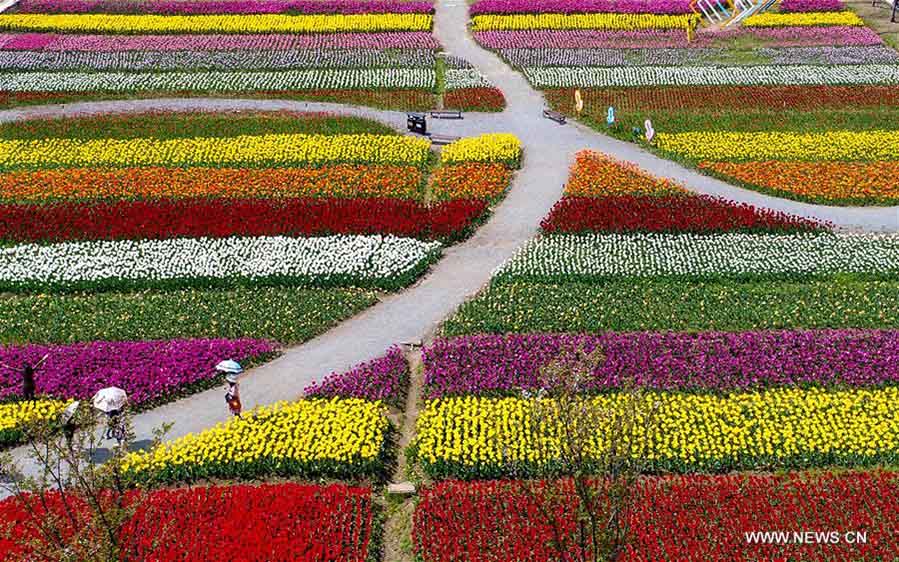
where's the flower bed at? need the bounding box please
[0,234,442,292]
[0,13,433,34]
[0,198,489,241]
[19,0,432,15]
[541,195,823,233]
[413,386,899,476]
[0,165,423,202]
[442,87,506,111]
[0,48,439,72]
[0,399,67,446]
[0,338,278,405]
[470,13,699,31]
[525,64,899,87]
[4,68,436,93]
[781,0,845,11]
[0,133,431,170]
[423,331,899,397]
[470,0,693,15]
[0,31,442,51]
[494,232,899,283]
[429,162,513,200]
[1,483,374,562]
[474,26,882,48]
[122,397,389,483]
[0,287,378,344]
[440,133,521,167]
[655,130,899,161]
[306,345,408,406]
[744,10,862,26]
[698,160,899,205]
[413,472,899,561]
[441,278,899,334]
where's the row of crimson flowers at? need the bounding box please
[540,194,822,233]
[0,197,489,242]
[0,482,373,561]
[414,472,899,562]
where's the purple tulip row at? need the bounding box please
[0,338,279,406]
[473,26,882,49]
[422,331,899,398]
[17,0,433,14]
[470,0,692,15]
[304,346,408,405]
[780,0,845,12]
[0,32,441,52]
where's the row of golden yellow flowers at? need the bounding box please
[0,132,521,171]
[0,13,431,34]
[8,383,898,482]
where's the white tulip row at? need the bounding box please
[2,67,436,92]
[444,68,494,90]
[0,235,442,288]
[523,64,899,87]
[496,232,899,280]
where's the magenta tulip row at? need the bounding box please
[0,338,279,405]
[17,0,433,14]
[0,32,440,51]
[470,0,692,15]
[423,331,899,398]
[473,26,882,49]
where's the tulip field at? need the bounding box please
[469,0,899,204]
[412,151,899,560]
[0,0,506,111]
[0,111,520,450]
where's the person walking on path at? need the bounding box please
[225,374,242,417]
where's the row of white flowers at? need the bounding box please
[496,232,899,280]
[0,235,442,289]
[0,48,438,72]
[523,63,899,87]
[444,67,494,90]
[3,67,435,92]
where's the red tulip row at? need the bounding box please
[0,482,372,561]
[540,194,824,233]
[414,471,899,562]
[0,197,490,242]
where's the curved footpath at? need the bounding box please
[2,0,899,492]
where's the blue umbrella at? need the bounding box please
[215,360,243,374]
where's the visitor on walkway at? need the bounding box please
[225,373,242,417]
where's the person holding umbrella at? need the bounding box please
[0,353,49,401]
[59,401,81,450]
[216,360,243,417]
[92,387,128,444]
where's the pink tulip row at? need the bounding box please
[0,32,441,51]
[17,0,433,14]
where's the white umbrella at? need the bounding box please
[92,387,127,413]
[60,401,80,424]
[215,360,243,374]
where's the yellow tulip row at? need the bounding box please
[743,11,863,27]
[0,13,432,34]
[414,387,899,473]
[441,133,522,166]
[470,13,699,31]
[122,398,388,478]
[0,400,68,436]
[654,130,899,161]
[0,133,432,170]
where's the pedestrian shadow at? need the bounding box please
[88,439,154,464]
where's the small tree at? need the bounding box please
[0,405,171,561]
[510,346,658,562]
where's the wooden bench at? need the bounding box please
[429,109,463,120]
[429,134,460,146]
[543,109,566,124]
